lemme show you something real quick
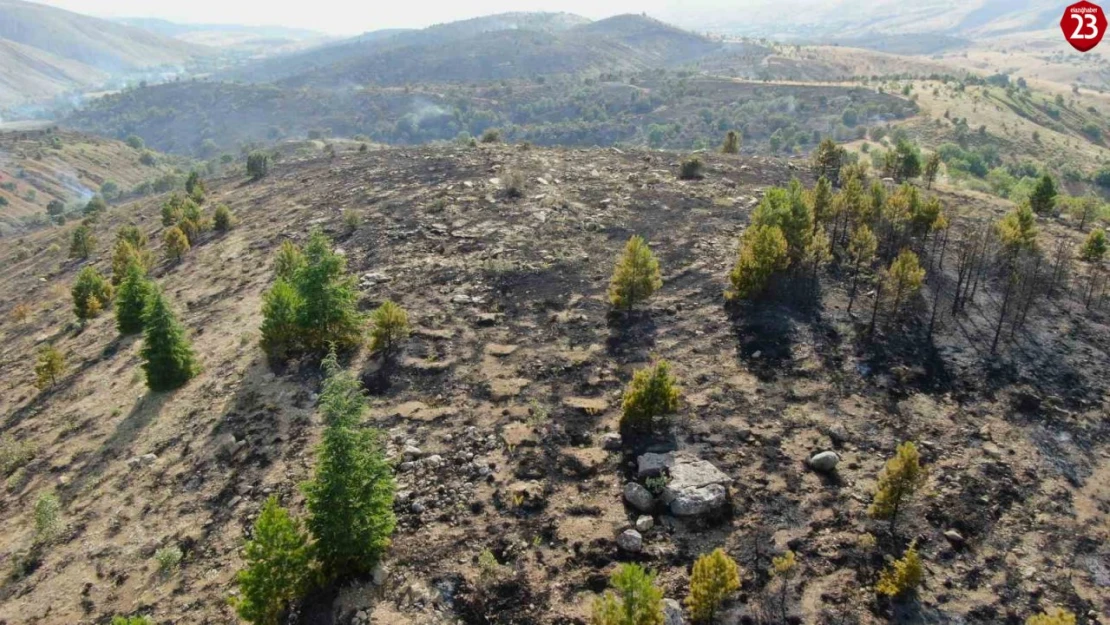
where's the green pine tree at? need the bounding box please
[1029,174,1057,215]
[620,361,681,436]
[231,496,313,625]
[591,563,665,625]
[115,261,153,335]
[260,279,304,362]
[140,289,198,391]
[303,351,395,578]
[69,225,96,259]
[608,235,663,311]
[293,230,363,352]
[72,266,113,322]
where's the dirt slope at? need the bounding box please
[0,145,1107,625]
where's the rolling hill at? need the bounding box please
[0,0,208,108]
[228,13,718,88]
[0,127,181,235]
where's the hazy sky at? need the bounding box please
[34,0,700,35]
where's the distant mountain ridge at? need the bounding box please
[226,13,719,87]
[0,0,206,108]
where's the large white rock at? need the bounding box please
[808,451,840,473]
[661,456,730,517]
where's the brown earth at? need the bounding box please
[0,144,1107,625]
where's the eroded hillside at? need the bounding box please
[0,144,1107,625]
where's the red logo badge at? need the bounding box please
[1061,0,1106,52]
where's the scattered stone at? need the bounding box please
[808,451,840,473]
[663,598,684,625]
[600,432,622,451]
[403,445,424,460]
[635,515,654,532]
[944,530,966,548]
[623,482,656,513]
[826,423,850,444]
[617,529,643,553]
[637,452,675,479]
[371,563,388,585]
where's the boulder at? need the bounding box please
[661,456,730,517]
[808,451,840,473]
[623,482,656,513]
[635,515,654,532]
[637,452,675,479]
[617,529,642,553]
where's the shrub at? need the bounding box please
[342,209,361,233]
[232,496,313,625]
[33,491,62,544]
[0,435,36,478]
[247,152,271,181]
[1079,228,1107,262]
[504,170,526,198]
[868,441,927,534]
[260,280,303,362]
[620,361,680,436]
[726,224,789,300]
[125,135,145,150]
[140,289,198,391]
[1026,608,1077,625]
[72,266,113,321]
[369,301,410,360]
[34,344,65,390]
[304,351,396,578]
[115,261,153,335]
[47,199,66,219]
[213,204,234,232]
[139,151,157,166]
[161,193,188,226]
[185,171,206,197]
[480,128,502,143]
[591,563,664,625]
[112,616,154,625]
[875,541,924,597]
[686,548,741,623]
[11,302,30,324]
[608,235,663,311]
[679,156,704,180]
[274,241,305,281]
[154,544,183,576]
[117,225,148,249]
[163,226,190,262]
[767,550,798,623]
[721,130,741,154]
[69,225,96,259]
[84,195,108,217]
